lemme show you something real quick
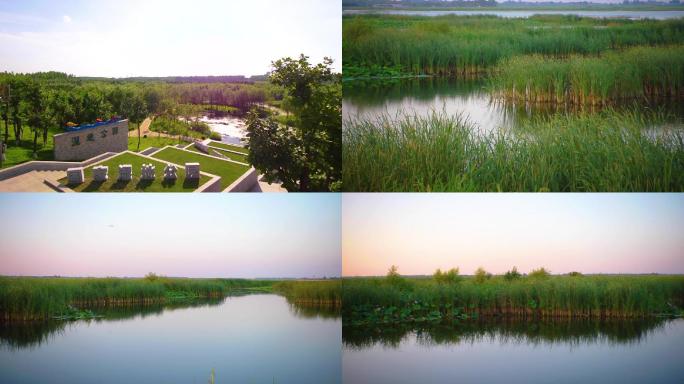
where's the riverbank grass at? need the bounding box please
[343,272,684,326]
[342,110,684,192]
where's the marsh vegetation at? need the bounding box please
[342,14,684,191]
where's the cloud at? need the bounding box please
[63,15,71,23]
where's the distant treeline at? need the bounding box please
[81,75,268,84]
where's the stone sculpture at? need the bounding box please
[66,167,84,184]
[141,163,155,180]
[163,164,178,180]
[118,164,132,181]
[185,162,200,179]
[92,165,108,182]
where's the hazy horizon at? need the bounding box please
[0,0,342,77]
[0,194,341,279]
[343,194,684,276]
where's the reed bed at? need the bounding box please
[0,276,273,321]
[343,274,684,325]
[490,45,684,105]
[342,110,684,192]
[273,280,342,308]
[343,15,684,77]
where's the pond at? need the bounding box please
[343,318,684,384]
[343,77,684,135]
[343,9,684,20]
[0,294,341,384]
[200,114,248,145]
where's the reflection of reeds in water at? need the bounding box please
[0,298,226,350]
[343,317,674,350]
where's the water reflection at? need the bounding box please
[343,318,684,384]
[343,317,668,349]
[1,294,339,351]
[343,77,684,135]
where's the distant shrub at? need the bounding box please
[145,272,159,282]
[529,268,551,279]
[209,131,222,141]
[568,271,583,277]
[386,265,405,286]
[504,266,522,281]
[433,267,462,284]
[474,267,492,284]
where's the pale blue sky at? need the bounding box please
[0,0,341,77]
[343,194,684,276]
[0,194,341,278]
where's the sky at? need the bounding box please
[0,194,341,278]
[343,194,684,276]
[0,0,341,77]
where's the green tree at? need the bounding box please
[434,267,461,284]
[120,92,148,150]
[247,54,341,191]
[386,265,404,286]
[504,266,522,281]
[529,267,551,279]
[474,267,492,284]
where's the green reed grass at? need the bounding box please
[273,280,342,307]
[0,276,273,321]
[343,15,684,77]
[343,274,684,325]
[490,45,684,105]
[342,110,684,192]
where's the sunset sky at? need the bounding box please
[343,194,684,276]
[0,194,341,278]
[0,0,341,77]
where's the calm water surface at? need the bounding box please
[343,9,684,20]
[343,78,684,135]
[343,318,684,384]
[0,294,341,384]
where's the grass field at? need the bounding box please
[127,136,183,152]
[0,126,58,169]
[342,110,684,192]
[343,15,684,77]
[184,143,250,164]
[59,152,211,192]
[208,140,249,154]
[150,147,249,190]
[343,272,684,325]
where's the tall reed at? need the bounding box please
[490,45,684,105]
[342,110,684,191]
[0,276,273,321]
[343,274,684,325]
[343,15,684,76]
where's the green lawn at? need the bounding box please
[127,135,183,152]
[59,152,211,192]
[209,146,249,163]
[208,140,249,154]
[186,143,249,164]
[150,147,249,190]
[0,126,58,168]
